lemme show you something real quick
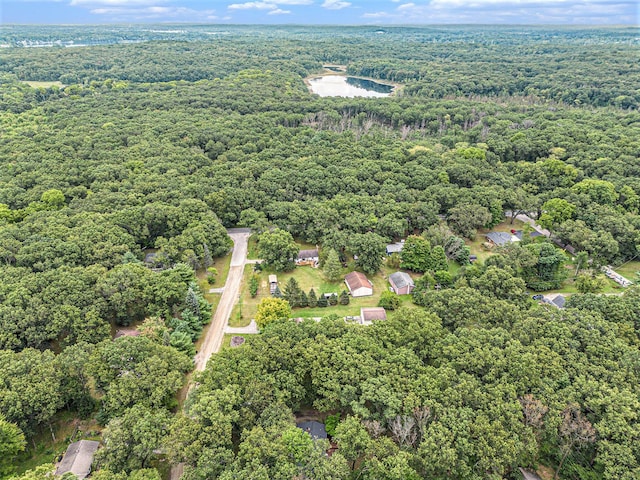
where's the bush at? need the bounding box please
[378,290,400,310]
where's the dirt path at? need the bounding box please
[193,229,251,372]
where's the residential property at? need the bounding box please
[543,294,566,309]
[386,241,405,255]
[344,271,373,297]
[485,231,520,247]
[55,440,100,479]
[514,230,544,241]
[296,421,327,440]
[360,307,387,325]
[296,249,319,267]
[388,271,415,295]
[269,274,278,294]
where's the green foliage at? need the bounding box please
[378,291,400,310]
[325,414,340,437]
[0,414,25,477]
[400,236,431,273]
[539,198,577,230]
[349,232,387,275]
[249,274,259,298]
[339,290,350,306]
[575,273,607,294]
[328,293,338,306]
[521,242,568,291]
[283,277,302,308]
[433,270,453,289]
[429,246,448,273]
[255,298,291,329]
[317,294,328,308]
[258,229,299,272]
[308,288,318,308]
[323,249,342,282]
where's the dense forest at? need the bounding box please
[1,25,639,480]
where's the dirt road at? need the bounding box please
[193,229,251,372]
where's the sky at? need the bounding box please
[2,0,638,25]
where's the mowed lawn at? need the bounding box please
[613,261,639,283]
[465,219,528,262]
[230,261,417,326]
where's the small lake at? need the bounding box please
[308,75,394,98]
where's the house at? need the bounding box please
[360,307,387,325]
[388,272,415,295]
[296,421,327,440]
[55,440,100,479]
[386,241,405,255]
[513,230,544,240]
[543,294,566,309]
[486,231,520,247]
[296,249,319,267]
[344,271,373,297]
[269,274,278,294]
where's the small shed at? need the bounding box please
[55,440,100,479]
[486,232,520,247]
[344,271,373,297]
[296,249,319,267]
[360,307,387,325]
[388,272,415,295]
[296,421,327,440]
[269,274,278,294]
[386,241,405,255]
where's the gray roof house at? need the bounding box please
[297,421,327,440]
[486,232,520,247]
[55,440,100,479]
[386,241,405,255]
[388,272,415,295]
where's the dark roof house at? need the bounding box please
[297,421,327,440]
[486,232,520,246]
[296,249,319,267]
[386,241,405,255]
[55,440,100,479]
[543,294,566,309]
[388,272,415,295]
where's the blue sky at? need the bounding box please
[2,0,638,24]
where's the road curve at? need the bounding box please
[193,229,251,372]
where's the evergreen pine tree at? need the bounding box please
[202,243,213,269]
[273,286,283,298]
[339,290,350,305]
[328,293,338,306]
[185,286,201,317]
[299,290,309,308]
[284,278,301,307]
[430,245,449,273]
[323,248,342,282]
[317,294,328,308]
[308,288,318,307]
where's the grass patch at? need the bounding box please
[21,80,64,88]
[247,235,260,260]
[465,219,528,262]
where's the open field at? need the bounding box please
[612,261,639,283]
[231,258,420,325]
[21,80,64,88]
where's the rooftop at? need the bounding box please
[486,231,520,246]
[298,249,319,259]
[388,271,414,289]
[55,440,100,480]
[297,421,327,440]
[345,271,372,291]
[360,307,387,323]
[386,242,404,253]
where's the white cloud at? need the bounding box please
[274,0,312,4]
[322,0,351,9]
[362,10,394,17]
[228,1,276,9]
[268,7,291,13]
[89,5,215,19]
[397,2,414,9]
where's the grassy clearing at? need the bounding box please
[21,80,64,88]
[233,259,420,322]
[465,219,528,262]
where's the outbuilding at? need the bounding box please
[360,307,387,325]
[388,272,415,295]
[55,440,100,479]
[344,271,373,297]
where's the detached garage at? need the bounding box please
[344,271,373,297]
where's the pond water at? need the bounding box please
[308,75,394,98]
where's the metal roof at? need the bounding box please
[389,272,414,289]
[297,421,327,439]
[55,440,100,480]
